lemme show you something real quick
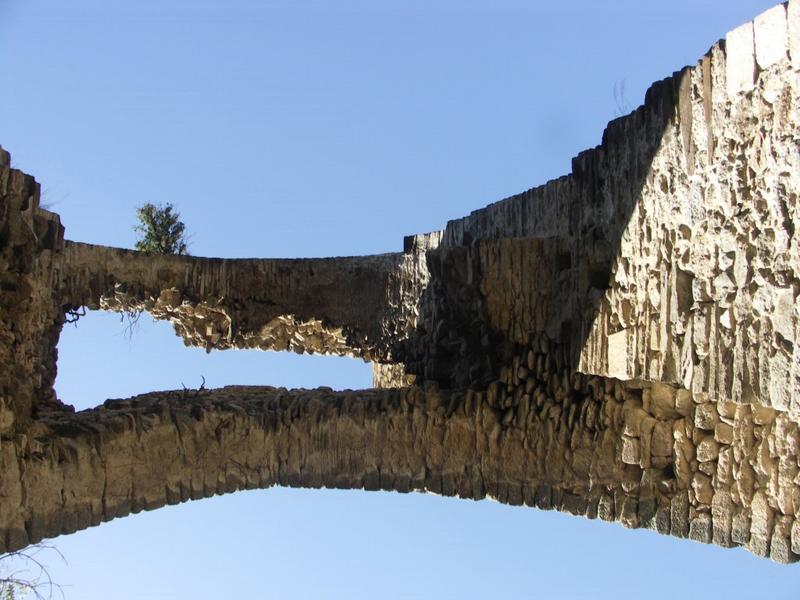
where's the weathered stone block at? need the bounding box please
[749,491,775,557]
[692,472,714,505]
[732,512,751,545]
[754,4,789,69]
[623,407,650,437]
[620,496,638,528]
[562,492,587,516]
[752,405,776,425]
[650,422,673,457]
[689,513,713,544]
[671,493,690,538]
[770,516,799,563]
[712,492,734,548]
[667,389,688,415]
[649,383,676,418]
[714,422,734,445]
[598,493,615,522]
[717,447,733,486]
[534,484,553,511]
[697,437,720,462]
[638,497,657,529]
[621,436,641,465]
[694,403,718,430]
[607,329,630,380]
[790,0,800,68]
[717,401,737,421]
[656,505,671,535]
[2,1,800,566]
[727,21,756,94]
[584,494,600,520]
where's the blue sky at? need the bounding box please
[2,0,799,597]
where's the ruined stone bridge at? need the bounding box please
[1,2,799,562]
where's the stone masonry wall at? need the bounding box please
[60,241,430,363]
[0,2,799,565]
[439,4,800,415]
[384,235,800,561]
[380,2,800,560]
[0,148,65,427]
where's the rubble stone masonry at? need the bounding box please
[0,2,799,563]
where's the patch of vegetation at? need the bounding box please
[133,202,189,255]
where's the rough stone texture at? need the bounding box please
[439,23,800,416]
[0,378,679,552]
[1,2,800,564]
[0,153,65,428]
[60,241,426,363]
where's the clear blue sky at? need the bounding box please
[2,1,798,598]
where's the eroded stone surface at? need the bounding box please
[60,241,429,363]
[438,25,800,416]
[1,1,799,565]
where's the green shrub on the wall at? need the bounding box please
[133,202,189,255]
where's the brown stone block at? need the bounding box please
[770,516,799,563]
[689,513,713,544]
[671,493,690,538]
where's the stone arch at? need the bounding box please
[1,2,799,563]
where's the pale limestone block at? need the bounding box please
[726,21,756,94]
[772,286,796,341]
[769,354,793,412]
[789,0,800,69]
[607,329,629,380]
[754,4,788,69]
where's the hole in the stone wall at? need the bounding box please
[55,310,372,411]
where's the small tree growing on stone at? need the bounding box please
[133,202,188,255]
[127,202,189,337]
